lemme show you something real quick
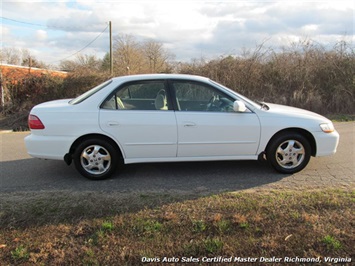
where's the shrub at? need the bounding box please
[179,39,355,115]
[1,39,354,129]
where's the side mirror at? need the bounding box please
[233,100,247,112]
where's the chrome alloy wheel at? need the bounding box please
[275,139,305,169]
[80,145,111,175]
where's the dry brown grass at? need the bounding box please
[0,189,354,265]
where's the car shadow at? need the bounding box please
[116,160,286,193]
[0,158,287,194]
[0,158,290,227]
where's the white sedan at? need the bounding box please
[25,74,339,180]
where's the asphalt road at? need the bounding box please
[0,122,354,194]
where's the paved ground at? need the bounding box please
[0,122,354,195]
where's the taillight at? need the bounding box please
[28,114,45,129]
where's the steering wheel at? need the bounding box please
[207,96,234,112]
[206,95,220,111]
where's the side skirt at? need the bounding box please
[124,155,258,164]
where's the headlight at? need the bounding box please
[320,123,334,133]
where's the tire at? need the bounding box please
[74,138,118,180]
[266,132,311,174]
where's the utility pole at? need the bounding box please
[28,56,32,74]
[0,68,4,108]
[109,21,113,76]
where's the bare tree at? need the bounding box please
[0,47,22,65]
[60,54,102,73]
[113,34,145,75]
[112,35,174,75]
[143,40,173,73]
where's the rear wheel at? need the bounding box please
[74,138,118,180]
[267,133,311,174]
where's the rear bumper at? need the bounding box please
[313,130,340,157]
[24,134,74,161]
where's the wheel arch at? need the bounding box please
[265,128,316,157]
[64,133,124,165]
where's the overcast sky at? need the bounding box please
[1,0,354,67]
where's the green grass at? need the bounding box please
[101,220,114,232]
[11,246,29,261]
[0,189,354,265]
[323,235,343,251]
[328,114,355,122]
[193,220,207,233]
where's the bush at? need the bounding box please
[1,72,111,113]
[1,39,354,130]
[0,72,110,130]
[61,72,111,98]
[1,74,64,115]
[179,40,355,115]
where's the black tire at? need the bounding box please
[266,132,311,174]
[73,138,118,180]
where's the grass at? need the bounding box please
[327,114,355,122]
[323,235,343,251]
[11,245,29,261]
[0,189,354,265]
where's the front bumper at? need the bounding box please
[313,130,339,157]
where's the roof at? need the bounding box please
[0,64,68,79]
[111,73,209,82]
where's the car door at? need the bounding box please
[99,80,177,159]
[170,80,260,158]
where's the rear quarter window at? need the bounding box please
[69,80,112,105]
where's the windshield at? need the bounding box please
[69,80,112,105]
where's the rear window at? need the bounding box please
[69,80,112,105]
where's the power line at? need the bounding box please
[1,16,46,28]
[1,16,104,31]
[1,16,69,30]
[1,16,110,63]
[52,24,109,63]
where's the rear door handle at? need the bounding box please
[107,121,120,127]
[184,122,196,127]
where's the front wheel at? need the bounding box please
[267,133,311,174]
[74,138,118,180]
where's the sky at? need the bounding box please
[1,0,354,67]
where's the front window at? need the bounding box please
[172,81,234,112]
[210,80,261,110]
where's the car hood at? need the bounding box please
[265,103,330,121]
